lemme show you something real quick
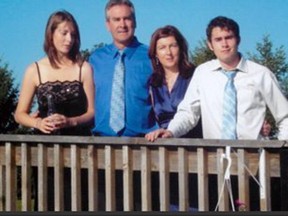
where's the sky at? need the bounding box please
[1,0,288,87]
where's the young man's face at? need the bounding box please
[208,27,240,69]
[106,4,136,49]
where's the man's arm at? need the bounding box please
[167,69,201,137]
[262,69,288,140]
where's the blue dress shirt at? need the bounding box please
[89,37,158,136]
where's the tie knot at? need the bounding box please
[223,70,237,80]
[118,50,125,57]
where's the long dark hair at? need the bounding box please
[44,10,82,68]
[148,25,195,87]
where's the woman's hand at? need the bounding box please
[47,113,72,129]
[145,128,173,142]
[35,116,57,134]
[36,114,77,134]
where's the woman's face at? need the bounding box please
[156,36,180,71]
[53,21,75,56]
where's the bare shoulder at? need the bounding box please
[81,61,93,72]
[26,57,50,72]
[36,57,50,69]
[24,61,39,77]
[21,62,39,87]
[24,57,48,84]
[81,61,93,77]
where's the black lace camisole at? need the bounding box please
[34,62,91,135]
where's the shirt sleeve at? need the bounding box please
[167,69,201,137]
[261,69,288,140]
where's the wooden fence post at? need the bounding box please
[280,146,288,211]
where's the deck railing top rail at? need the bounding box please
[0,134,287,149]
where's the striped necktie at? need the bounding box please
[109,50,125,133]
[221,70,237,139]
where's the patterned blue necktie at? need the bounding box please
[221,70,237,140]
[109,50,125,133]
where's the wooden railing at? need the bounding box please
[0,134,287,212]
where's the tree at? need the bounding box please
[190,39,215,66]
[0,59,19,133]
[248,35,288,138]
[248,35,288,82]
[81,42,106,61]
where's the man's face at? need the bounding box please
[208,27,240,69]
[106,4,136,49]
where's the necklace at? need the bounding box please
[165,72,179,93]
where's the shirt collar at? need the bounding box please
[236,56,249,73]
[211,53,248,73]
[110,36,140,60]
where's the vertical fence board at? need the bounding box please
[38,143,47,211]
[178,147,188,211]
[123,146,133,211]
[5,142,16,211]
[237,149,249,211]
[21,143,32,211]
[105,145,115,211]
[259,148,271,210]
[216,148,229,211]
[141,147,151,211]
[71,144,81,211]
[87,145,98,211]
[197,148,209,211]
[280,147,288,211]
[159,147,169,211]
[54,144,64,211]
[0,165,4,210]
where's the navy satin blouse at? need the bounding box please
[151,74,202,138]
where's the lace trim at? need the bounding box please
[36,80,84,105]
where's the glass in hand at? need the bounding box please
[47,94,60,135]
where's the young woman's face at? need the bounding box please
[53,21,75,55]
[156,36,180,71]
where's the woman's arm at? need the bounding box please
[14,63,55,133]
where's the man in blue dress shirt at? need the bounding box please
[89,0,158,137]
[89,0,158,210]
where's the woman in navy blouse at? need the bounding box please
[146,25,202,139]
[145,25,202,210]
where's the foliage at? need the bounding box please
[0,59,34,134]
[248,35,288,138]
[81,42,106,61]
[248,35,288,82]
[0,59,19,133]
[190,39,216,66]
